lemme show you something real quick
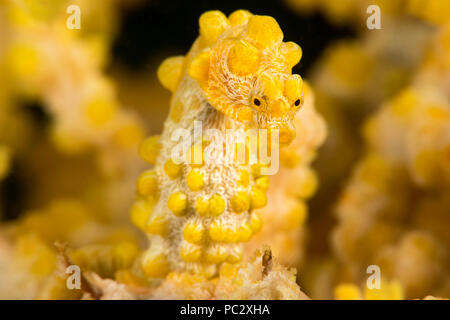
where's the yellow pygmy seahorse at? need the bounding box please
[132,10,305,278]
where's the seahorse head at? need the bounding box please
[188,10,304,145]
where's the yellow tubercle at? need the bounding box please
[226,245,243,263]
[206,245,228,264]
[139,135,161,165]
[364,280,404,300]
[83,97,117,127]
[195,196,210,216]
[282,41,303,68]
[245,15,283,49]
[157,56,185,92]
[164,159,183,180]
[228,40,260,76]
[285,74,304,103]
[335,284,362,300]
[209,194,226,216]
[188,50,211,84]
[186,169,205,191]
[209,220,227,242]
[250,186,267,209]
[167,192,188,216]
[136,170,158,197]
[145,212,168,236]
[199,11,229,45]
[141,248,169,278]
[255,176,270,191]
[231,191,250,213]
[238,223,253,242]
[130,199,153,231]
[228,10,252,26]
[180,242,202,262]
[183,221,205,244]
[249,212,262,232]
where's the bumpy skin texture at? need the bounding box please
[133,10,305,278]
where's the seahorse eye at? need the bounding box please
[253,98,261,106]
[294,99,301,107]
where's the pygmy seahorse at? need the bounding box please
[132,10,305,278]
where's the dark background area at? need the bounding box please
[113,0,355,75]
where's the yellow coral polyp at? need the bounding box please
[335,284,362,300]
[255,176,270,191]
[209,194,226,216]
[167,191,188,216]
[139,135,161,165]
[188,51,211,84]
[195,196,210,216]
[228,9,252,26]
[180,242,202,262]
[285,74,303,103]
[228,40,260,76]
[164,159,183,179]
[157,56,184,92]
[250,186,267,209]
[282,41,303,68]
[245,15,283,49]
[141,249,169,278]
[84,97,117,127]
[226,245,243,263]
[136,170,158,197]
[206,245,228,263]
[231,191,250,213]
[199,11,229,45]
[209,220,226,242]
[186,169,205,191]
[238,223,253,242]
[130,200,153,231]
[364,280,404,300]
[250,212,262,232]
[183,221,204,244]
[145,212,168,236]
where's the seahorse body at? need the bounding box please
[132,10,305,278]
